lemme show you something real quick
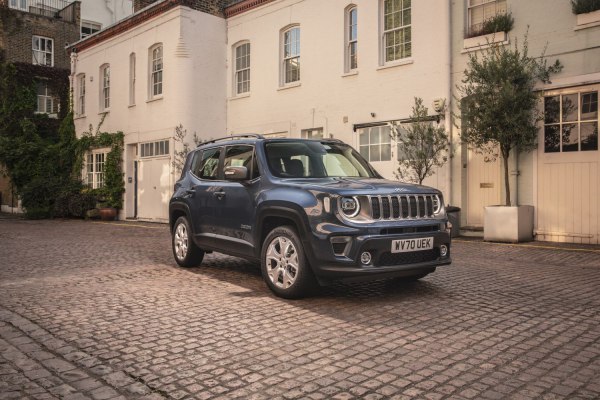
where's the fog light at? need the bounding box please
[360,251,372,265]
[440,245,448,257]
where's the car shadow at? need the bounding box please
[176,252,449,319]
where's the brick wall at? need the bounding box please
[133,0,226,17]
[0,3,80,69]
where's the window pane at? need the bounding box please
[544,125,560,153]
[562,94,578,122]
[581,122,598,151]
[359,131,369,145]
[544,96,560,124]
[370,127,380,144]
[198,148,221,179]
[359,145,369,160]
[370,145,381,162]
[562,123,578,152]
[581,92,598,120]
[381,143,391,161]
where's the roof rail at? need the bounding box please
[198,134,265,147]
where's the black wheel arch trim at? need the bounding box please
[169,201,193,233]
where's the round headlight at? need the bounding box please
[340,196,360,218]
[432,196,442,214]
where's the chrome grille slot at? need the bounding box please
[368,194,440,220]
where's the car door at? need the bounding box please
[215,144,261,257]
[188,146,224,247]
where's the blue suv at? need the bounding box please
[170,135,451,298]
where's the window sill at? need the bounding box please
[342,70,359,77]
[98,110,110,115]
[128,104,136,108]
[462,31,508,52]
[278,82,301,91]
[146,96,163,104]
[575,9,600,29]
[74,114,86,120]
[377,58,414,71]
[229,92,251,101]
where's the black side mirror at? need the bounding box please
[224,166,248,181]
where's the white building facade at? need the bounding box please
[69,0,600,243]
[70,1,226,222]
[450,0,600,243]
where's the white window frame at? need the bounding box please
[380,0,411,64]
[140,140,170,158]
[36,81,58,116]
[233,41,251,95]
[9,0,28,11]
[81,20,102,39]
[129,53,136,106]
[467,0,507,37]
[345,5,358,72]
[77,74,85,117]
[100,64,110,111]
[86,150,108,189]
[543,88,599,153]
[281,25,301,86]
[32,35,53,67]
[358,125,392,162]
[149,44,163,99]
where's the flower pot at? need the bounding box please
[576,9,600,26]
[98,207,117,221]
[484,205,534,243]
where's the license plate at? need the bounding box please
[391,237,434,253]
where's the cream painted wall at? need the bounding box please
[450,0,600,242]
[226,0,452,198]
[72,6,227,220]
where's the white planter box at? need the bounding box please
[576,9,600,26]
[463,31,507,50]
[484,205,534,243]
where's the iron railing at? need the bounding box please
[8,0,77,22]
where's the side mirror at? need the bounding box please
[224,166,248,181]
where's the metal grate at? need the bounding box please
[378,248,440,267]
[369,195,440,220]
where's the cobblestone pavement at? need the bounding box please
[0,219,599,400]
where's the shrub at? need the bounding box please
[67,193,97,218]
[468,13,514,38]
[572,0,600,14]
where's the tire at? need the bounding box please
[172,216,204,268]
[261,225,317,299]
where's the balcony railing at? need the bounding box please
[8,0,77,22]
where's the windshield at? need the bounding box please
[264,141,377,178]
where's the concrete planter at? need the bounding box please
[576,9,600,26]
[463,31,507,50]
[484,205,534,243]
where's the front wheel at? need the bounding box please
[261,226,317,299]
[172,216,204,268]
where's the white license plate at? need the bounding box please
[391,237,434,253]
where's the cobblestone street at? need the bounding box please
[0,218,599,400]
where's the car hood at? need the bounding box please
[279,177,441,195]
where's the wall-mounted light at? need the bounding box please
[370,112,376,118]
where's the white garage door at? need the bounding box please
[137,157,171,222]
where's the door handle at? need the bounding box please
[213,191,226,199]
[184,188,196,198]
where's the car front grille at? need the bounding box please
[378,248,440,267]
[369,195,439,220]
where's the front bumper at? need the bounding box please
[305,229,451,283]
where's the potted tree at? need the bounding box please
[458,36,562,242]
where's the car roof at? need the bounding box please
[195,136,344,150]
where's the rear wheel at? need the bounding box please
[172,216,204,268]
[261,226,317,299]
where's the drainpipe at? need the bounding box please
[444,0,453,206]
[69,51,78,113]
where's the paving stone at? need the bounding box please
[0,219,599,400]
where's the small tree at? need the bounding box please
[391,97,450,185]
[172,124,201,174]
[457,36,562,206]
